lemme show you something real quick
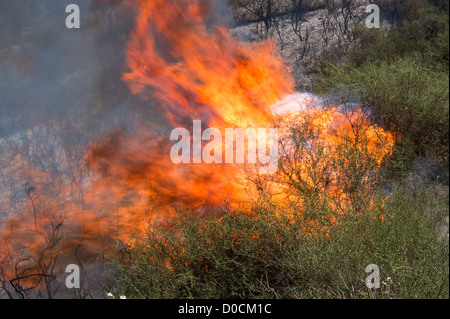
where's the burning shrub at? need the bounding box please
[110,183,448,299]
[108,108,404,299]
[107,93,446,299]
[1,0,447,300]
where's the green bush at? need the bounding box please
[348,0,449,69]
[313,0,449,172]
[316,57,449,169]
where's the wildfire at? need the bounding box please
[86,0,297,218]
[87,0,395,237]
[0,0,395,296]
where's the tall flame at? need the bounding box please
[87,0,298,217]
[122,0,294,129]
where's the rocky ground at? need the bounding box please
[231,0,372,90]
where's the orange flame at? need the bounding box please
[86,0,298,217]
[122,0,294,128]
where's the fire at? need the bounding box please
[122,0,294,129]
[87,0,297,217]
[270,95,395,212]
[0,0,395,296]
[87,0,394,237]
